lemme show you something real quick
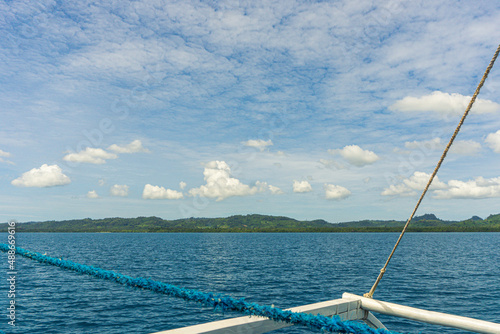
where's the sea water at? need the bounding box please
[0,232,499,333]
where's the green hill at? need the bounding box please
[335,213,453,229]
[1,213,499,232]
[0,214,332,233]
[449,213,500,230]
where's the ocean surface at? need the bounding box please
[0,232,499,334]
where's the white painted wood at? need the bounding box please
[343,293,500,334]
[151,298,385,334]
[364,310,387,330]
[154,291,500,334]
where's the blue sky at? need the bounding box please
[1,0,500,223]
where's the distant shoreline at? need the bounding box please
[1,213,499,233]
[1,229,499,233]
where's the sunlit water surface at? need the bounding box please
[0,232,499,333]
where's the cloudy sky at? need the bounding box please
[1,0,500,223]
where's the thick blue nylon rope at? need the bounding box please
[0,244,402,334]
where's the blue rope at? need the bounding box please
[0,244,402,334]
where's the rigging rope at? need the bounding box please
[364,43,500,299]
[0,244,401,334]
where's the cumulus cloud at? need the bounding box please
[324,184,351,200]
[243,139,273,151]
[63,140,148,165]
[188,161,266,201]
[110,184,129,197]
[108,139,150,153]
[11,164,71,188]
[87,190,99,199]
[293,180,312,193]
[179,181,187,190]
[143,184,184,199]
[254,181,284,194]
[433,176,500,199]
[485,130,500,153]
[268,185,284,195]
[254,181,270,192]
[63,148,117,164]
[384,172,500,199]
[389,91,500,115]
[329,145,379,167]
[381,171,447,196]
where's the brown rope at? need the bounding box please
[364,43,500,299]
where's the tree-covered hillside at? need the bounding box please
[1,213,500,232]
[1,214,331,232]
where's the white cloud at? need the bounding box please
[143,184,184,199]
[0,149,11,157]
[269,185,284,195]
[384,173,500,199]
[293,180,312,193]
[11,164,71,188]
[179,181,187,190]
[188,161,266,201]
[485,130,500,153]
[110,184,129,197]
[381,171,447,196]
[382,184,415,197]
[63,148,117,164]
[188,161,263,201]
[255,181,284,194]
[434,177,500,199]
[389,91,500,115]
[243,139,273,151]
[98,179,106,186]
[108,139,150,153]
[324,184,351,200]
[0,149,14,164]
[0,158,15,165]
[329,145,379,167]
[87,190,99,199]
[255,181,270,192]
